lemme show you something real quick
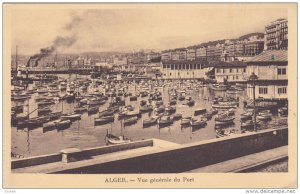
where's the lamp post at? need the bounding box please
[249,72,258,131]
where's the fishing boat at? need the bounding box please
[43,120,58,130]
[215,114,235,125]
[257,110,272,121]
[185,96,195,107]
[125,110,141,118]
[87,106,99,114]
[18,116,50,129]
[178,95,185,101]
[194,108,207,116]
[201,112,213,120]
[240,111,253,120]
[140,105,153,113]
[190,117,207,128]
[168,100,177,106]
[129,96,138,101]
[123,116,138,126]
[209,84,228,91]
[140,100,147,106]
[37,100,55,108]
[94,116,114,125]
[47,111,62,121]
[181,117,191,126]
[212,103,237,109]
[105,134,131,145]
[215,128,239,138]
[158,116,173,127]
[143,116,158,128]
[61,113,81,121]
[172,113,182,121]
[99,109,115,117]
[11,104,24,114]
[74,106,87,114]
[37,106,52,116]
[241,120,260,130]
[56,119,71,129]
[225,108,235,116]
[165,106,176,114]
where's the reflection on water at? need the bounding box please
[11,75,283,158]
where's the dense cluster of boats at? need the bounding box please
[11,76,288,145]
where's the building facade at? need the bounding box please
[206,61,247,83]
[264,18,288,50]
[161,51,172,62]
[244,40,264,56]
[161,61,207,79]
[187,49,196,61]
[246,50,288,101]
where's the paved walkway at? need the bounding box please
[186,146,288,173]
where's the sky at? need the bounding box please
[10,5,287,56]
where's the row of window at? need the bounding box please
[216,68,246,74]
[258,87,287,95]
[163,64,203,70]
[278,68,286,75]
[169,72,194,76]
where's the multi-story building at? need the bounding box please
[161,60,208,79]
[178,49,187,61]
[244,40,264,56]
[171,51,180,61]
[187,49,196,61]
[264,18,288,50]
[206,61,247,83]
[161,51,172,62]
[246,50,287,104]
[196,47,207,61]
[207,45,223,61]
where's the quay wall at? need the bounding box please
[11,139,154,170]
[54,127,288,174]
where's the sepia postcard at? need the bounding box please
[2,2,298,189]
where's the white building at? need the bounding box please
[206,61,247,83]
[161,61,207,79]
[246,50,287,101]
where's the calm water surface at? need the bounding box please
[11,75,282,158]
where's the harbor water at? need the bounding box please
[11,75,284,158]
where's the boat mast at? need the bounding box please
[15,45,18,71]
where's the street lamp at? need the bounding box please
[249,72,258,131]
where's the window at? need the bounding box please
[229,68,233,73]
[259,87,268,94]
[216,68,221,73]
[243,68,246,73]
[170,73,172,76]
[236,76,239,80]
[278,68,286,75]
[278,87,287,94]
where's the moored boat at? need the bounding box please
[143,116,158,128]
[61,113,81,121]
[105,134,131,145]
[123,116,138,126]
[94,116,114,125]
[158,116,173,127]
[215,114,235,125]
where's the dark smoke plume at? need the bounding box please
[27,15,83,67]
[27,47,55,67]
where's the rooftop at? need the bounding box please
[247,50,287,63]
[206,60,246,68]
[162,60,208,65]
